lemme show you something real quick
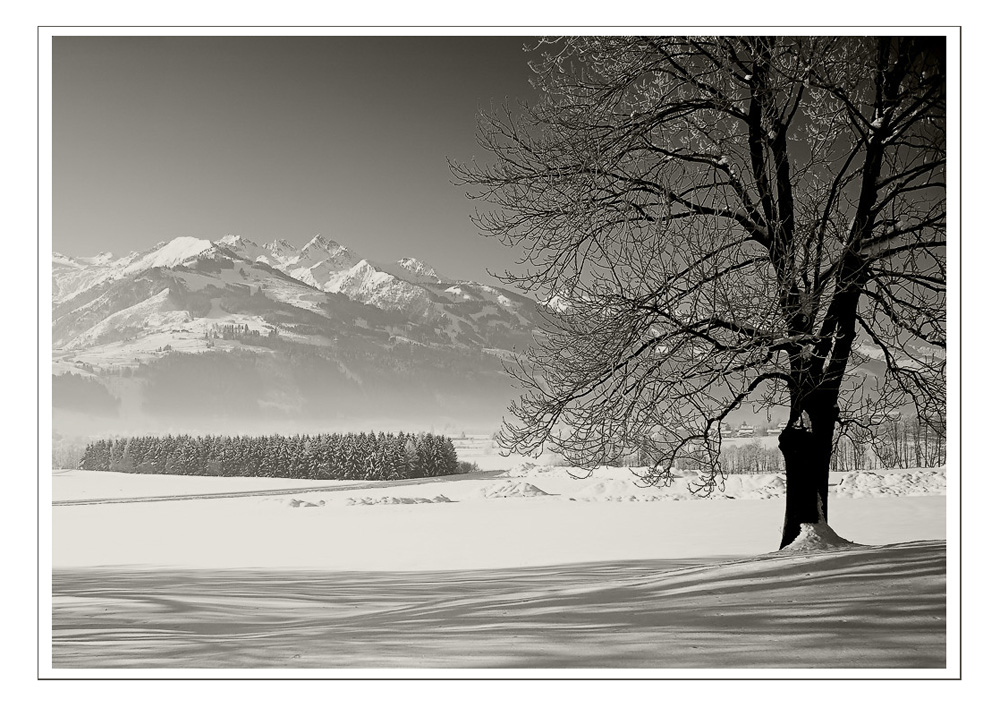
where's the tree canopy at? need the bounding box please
[454,36,946,547]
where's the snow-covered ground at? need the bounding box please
[49,463,949,672]
[51,468,368,503]
[51,465,946,570]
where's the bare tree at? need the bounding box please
[453,36,946,548]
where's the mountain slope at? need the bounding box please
[52,235,545,432]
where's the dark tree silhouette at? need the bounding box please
[80,432,462,481]
[453,36,946,548]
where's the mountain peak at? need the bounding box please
[129,237,214,271]
[304,233,334,248]
[219,234,252,246]
[301,234,353,258]
[266,239,297,256]
[351,259,379,274]
[394,257,444,284]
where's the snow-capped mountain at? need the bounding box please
[52,251,135,304]
[392,257,443,284]
[210,234,445,313]
[285,236,363,291]
[52,235,546,431]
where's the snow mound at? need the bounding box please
[569,474,789,502]
[286,498,325,508]
[836,468,946,497]
[495,462,554,478]
[257,497,326,508]
[776,522,861,555]
[477,481,551,498]
[494,462,535,478]
[347,495,452,506]
[712,473,787,500]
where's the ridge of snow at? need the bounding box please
[123,237,215,274]
[477,481,551,499]
[302,234,340,252]
[289,246,361,288]
[324,259,396,291]
[318,259,432,312]
[288,237,358,273]
[52,253,82,269]
[216,234,271,262]
[394,257,443,284]
[836,468,946,497]
[218,235,263,253]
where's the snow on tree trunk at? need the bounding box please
[776,521,859,555]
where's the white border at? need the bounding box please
[34,22,964,691]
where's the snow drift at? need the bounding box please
[836,467,946,497]
[346,495,452,506]
[476,481,551,498]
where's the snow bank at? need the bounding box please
[528,465,942,501]
[568,472,787,502]
[495,462,556,478]
[477,481,551,498]
[346,495,452,506]
[835,468,946,497]
[54,465,947,509]
[712,473,787,500]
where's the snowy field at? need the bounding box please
[50,461,948,672]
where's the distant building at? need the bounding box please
[737,423,755,438]
[720,423,734,438]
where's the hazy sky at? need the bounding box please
[52,36,540,282]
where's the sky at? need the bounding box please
[52,36,541,283]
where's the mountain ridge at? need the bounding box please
[52,235,545,433]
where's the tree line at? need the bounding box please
[618,414,945,474]
[79,432,464,480]
[718,416,945,474]
[835,415,946,471]
[206,323,279,342]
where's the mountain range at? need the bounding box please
[52,235,548,434]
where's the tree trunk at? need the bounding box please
[778,410,836,549]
